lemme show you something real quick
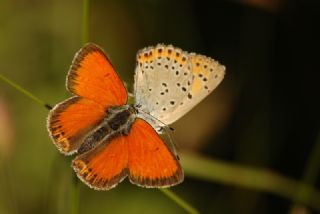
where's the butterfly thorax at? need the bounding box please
[78,105,136,154]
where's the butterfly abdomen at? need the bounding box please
[78,125,111,154]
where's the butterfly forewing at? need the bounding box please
[67,43,128,106]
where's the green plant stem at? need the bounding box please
[71,175,80,214]
[70,1,91,213]
[159,188,199,214]
[81,0,90,44]
[301,131,320,188]
[290,131,320,211]
[181,151,320,211]
[0,74,52,109]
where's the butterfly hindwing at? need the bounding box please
[179,53,225,116]
[48,96,106,155]
[127,118,183,187]
[72,135,128,190]
[67,43,127,106]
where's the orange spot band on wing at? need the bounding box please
[137,45,188,67]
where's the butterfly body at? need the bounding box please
[47,43,225,190]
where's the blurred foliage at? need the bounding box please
[0,0,320,213]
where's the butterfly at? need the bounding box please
[47,43,225,190]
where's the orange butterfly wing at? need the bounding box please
[127,119,184,187]
[67,43,127,106]
[72,135,128,190]
[48,97,106,154]
[48,43,128,154]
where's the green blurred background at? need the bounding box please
[0,0,319,213]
